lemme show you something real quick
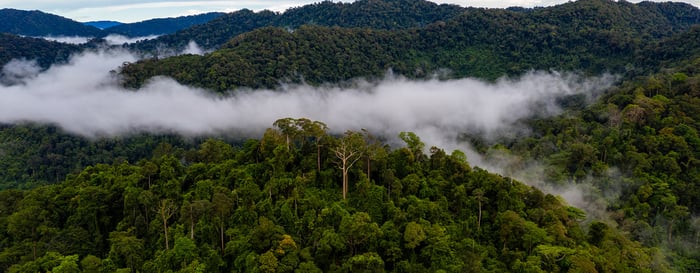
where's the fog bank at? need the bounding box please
[0,50,616,141]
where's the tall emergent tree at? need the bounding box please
[332,131,364,200]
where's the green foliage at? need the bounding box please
[131,0,465,52]
[120,0,700,91]
[0,120,667,272]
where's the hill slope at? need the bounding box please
[119,0,700,92]
[0,33,82,69]
[104,12,226,37]
[0,123,668,272]
[131,0,465,52]
[0,8,104,37]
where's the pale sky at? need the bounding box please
[1,0,698,23]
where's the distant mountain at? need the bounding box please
[120,0,700,92]
[103,12,226,37]
[0,33,82,69]
[132,0,465,52]
[0,8,104,37]
[84,20,122,29]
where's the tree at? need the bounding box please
[181,197,211,240]
[157,199,177,250]
[297,118,328,173]
[339,212,382,256]
[80,255,102,273]
[212,189,234,254]
[473,188,488,230]
[51,254,80,273]
[342,252,385,273]
[333,131,365,200]
[108,229,144,272]
[404,221,426,250]
[274,118,302,151]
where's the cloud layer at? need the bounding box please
[0,48,620,220]
[0,49,615,142]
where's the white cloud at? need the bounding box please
[103,34,160,45]
[0,49,614,141]
[38,36,93,44]
[0,48,619,218]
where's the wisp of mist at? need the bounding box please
[0,48,618,219]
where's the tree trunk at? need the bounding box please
[317,143,322,173]
[220,222,225,255]
[478,200,482,230]
[189,206,195,240]
[163,219,169,250]
[343,169,348,200]
[366,156,371,181]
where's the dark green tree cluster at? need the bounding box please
[0,119,665,272]
[0,124,199,190]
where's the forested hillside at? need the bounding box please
[120,0,700,92]
[130,0,465,53]
[103,12,226,37]
[0,122,669,272]
[0,9,104,37]
[0,33,81,69]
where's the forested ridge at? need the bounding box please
[0,33,82,70]
[102,12,227,38]
[119,0,700,92]
[3,0,700,271]
[0,9,104,37]
[128,0,465,53]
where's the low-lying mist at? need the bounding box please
[39,34,160,45]
[0,49,616,139]
[1,48,619,218]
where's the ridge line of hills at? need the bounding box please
[119,0,700,91]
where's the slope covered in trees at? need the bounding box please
[119,0,700,92]
[0,121,668,272]
[464,53,700,271]
[0,9,104,37]
[130,0,465,53]
[103,12,226,37]
[0,33,82,69]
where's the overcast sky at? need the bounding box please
[1,0,698,23]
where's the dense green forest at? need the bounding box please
[0,121,671,272]
[120,0,700,92]
[129,0,465,53]
[3,0,700,271]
